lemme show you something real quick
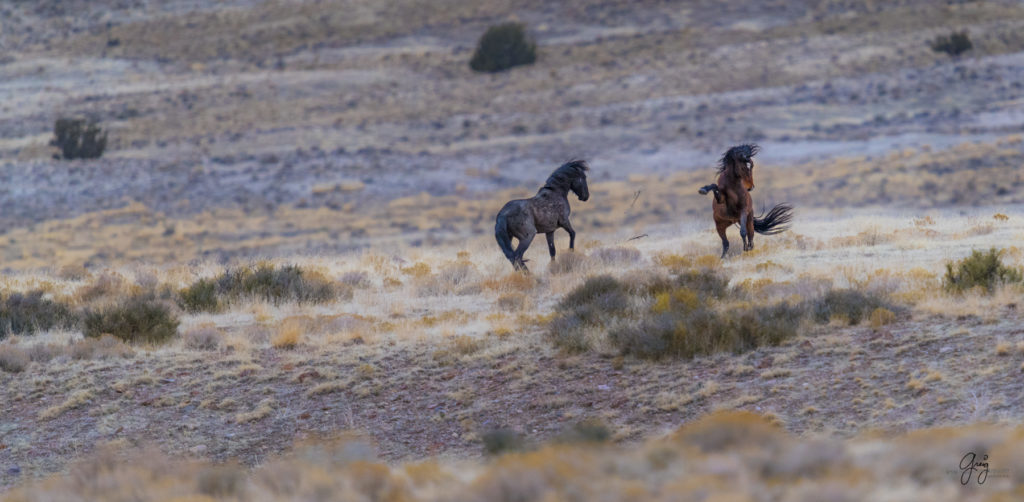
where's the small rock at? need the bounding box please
[597,384,611,391]
[189,444,207,455]
[7,466,20,476]
[939,346,953,354]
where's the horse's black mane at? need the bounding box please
[543,159,589,191]
[717,144,759,174]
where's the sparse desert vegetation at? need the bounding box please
[2,0,1024,498]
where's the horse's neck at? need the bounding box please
[538,184,569,197]
[717,172,741,190]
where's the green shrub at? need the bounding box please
[557,419,612,444]
[0,291,79,338]
[481,428,525,455]
[51,118,107,160]
[811,289,897,325]
[549,269,804,359]
[608,302,804,360]
[943,248,1023,294]
[84,297,179,345]
[179,264,343,312]
[557,275,629,313]
[469,22,537,73]
[929,31,972,57]
[178,278,220,313]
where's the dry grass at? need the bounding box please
[271,318,304,349]
[6,411,1024,501]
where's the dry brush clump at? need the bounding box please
[547,266,905,359]
[83,295,180,345]
[179,263,347,312]
[0,290,79,339]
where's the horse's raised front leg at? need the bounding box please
[716,221,730,258]
[546,232,556,260]
[699,184,723,204]
[562,221,576,251]
[513,231,535,272]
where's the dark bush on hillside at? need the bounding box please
[0,291,79,338]
[609,299,803,360]
[84,296,179,345]
[481,428,525,456]
[178,278,219,313]
[943,248,1023,294]
[929,31,972,57]
[469,22,537,73]
[179,264,345,312]
[549,268,802,358]
[811,289,898,325]
[51,118,107,160]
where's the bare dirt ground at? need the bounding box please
[2,0,1024,499]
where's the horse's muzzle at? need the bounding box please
[579,194,590,202]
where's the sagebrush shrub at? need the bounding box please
[943,248,1023,294]
[179,278,219,313]
[0,291,79,338]
[549,269,802,359]
[929,31,972,57]
[0,344,29,373]
[51,118,107,160]
[481,428,525,455]
[812,289,897,325]
[182,325,222,351]
[469,22,537,73]
[179,264,344,312]
[84,296,179,345]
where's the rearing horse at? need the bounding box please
[698,144,792,258]
[495,160,590,271]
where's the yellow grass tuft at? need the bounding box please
[906,378,926,393]
[401,262,432,278]
[869,308,896,329]
[234,398,275,423]
[306,381,347,397]
[39,390,95,420]
[271,319,304,349]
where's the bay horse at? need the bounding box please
[495,160,590,271]
[698,144,792,257]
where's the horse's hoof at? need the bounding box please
[699,188,708,195]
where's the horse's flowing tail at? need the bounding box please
[495,211,515,262]
[753,204,793,235]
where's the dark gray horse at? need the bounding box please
[495,160,590,271]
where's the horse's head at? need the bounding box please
[547,159,590,201]
[571,170,589,201]
[720,144,759,192]
[741,159,754,192]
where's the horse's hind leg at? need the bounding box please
[716,221,730,258]
[546,232,556,260]
[745,211,755,251]
[513,232,536,272]
[740,213,751,251]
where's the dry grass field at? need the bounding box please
[2,0,1024,500]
